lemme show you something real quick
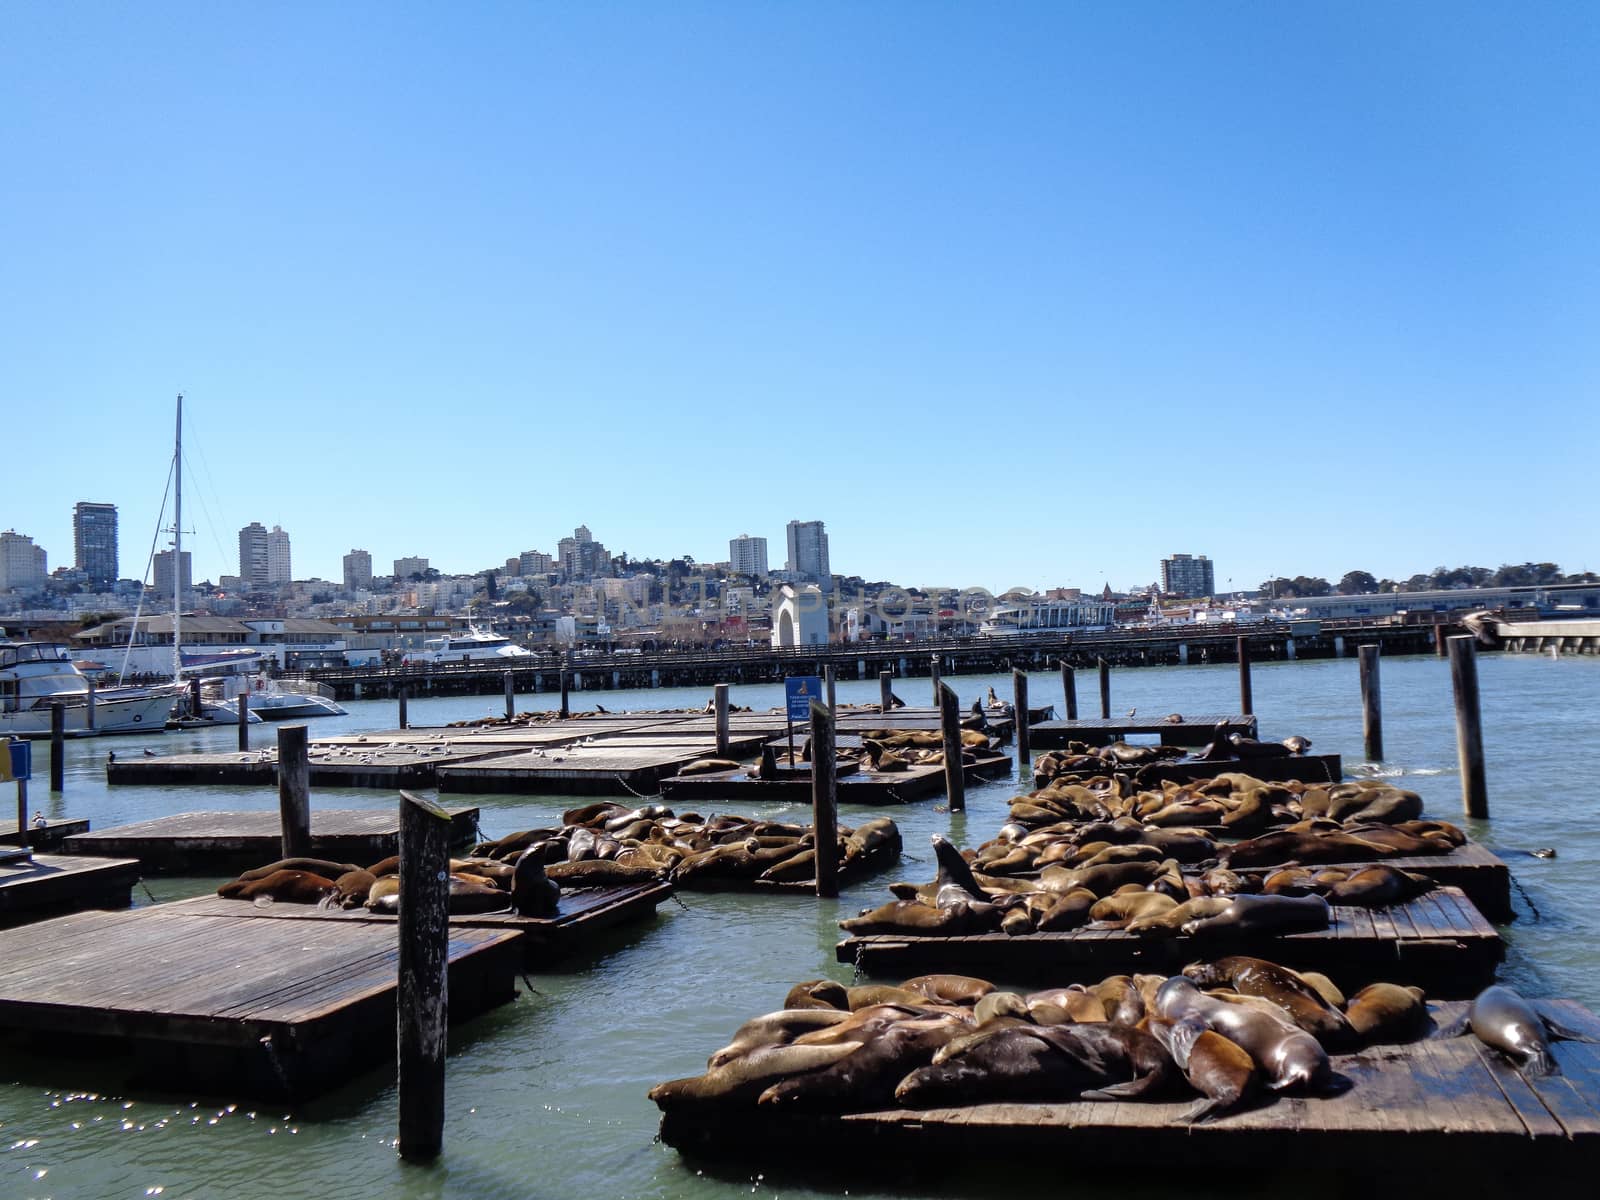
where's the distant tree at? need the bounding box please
[482,569,499,600]
[1337,571,1378,595]
[1287,576,1331,597]
[1259,577,1292,598]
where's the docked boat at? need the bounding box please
[1,642,180,738]
[412,626,535,663]
[229,675,345,721]
[977,598,1118,636]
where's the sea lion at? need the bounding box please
[1089,892,1179,926]
[707,1008,854,1069]
[902,974,996,1007]
[1344,983,1428,1044]
[544,860,659,887]
[676,758,741,776]
[1282,735,1313,754]
[839,899,1002,937]
[235,857,360,883]
[329,869,377,910]
[647,1041,864,1111]
[217,869,336,904]
[896,1023,1173,1107]
[1437,984,1597,1075]
[1155,977,1334,1093]
[1126,896,1234,936]
[365,875,401,911]
[1183,957,1354,1048]
[1148,1014,1258,1123]
[1180,893,1330,937]
[760,1018,964,1112]
[1325,865,1436,908]
[511,846,561,916]
[930,834,989,906]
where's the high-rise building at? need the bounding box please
[519,549,554,576]
[0,530,47,592]
[1160,553,1215,599]
[266,525,292,584]
[239,522,270,587]
[73,501,118,589]
[785,520,831,588]
[557,527,609,580]
[343,549,373,591]
[729,534,768,577]
[153,549,192,607]
[394,556,430,580]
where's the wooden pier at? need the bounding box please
[1028,713,1258,748]
[58,807,480,874]
[0,904,522,1099]
[660,751,1013,805]
[0,852,140,927]
[837,887,1503,996]
[658,998,1600,1185]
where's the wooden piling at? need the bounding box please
[503,672,515,720]
[189,677,202,720]
[275,723,312,858]
[714,683,730,757]
[879,671,893,714]
[824,664,837,718]
[929,655,941,706]
[1098,659,1111,720]
[1237,636,1254,717]
[559,670,571,718]
[238,692,251,750]
[940,683,965,813]
[1060,660,1077,720]
[397,688,408,731]
[1449,636,1489,819]
[85,680,95,731]
[1359,644,1383,761]
[396,789,452,1161]
[1436,616,1449,658]
[49,703,64,792]
[809,700,839,898]
[15,773,26,838]
[1012,669,1030,761]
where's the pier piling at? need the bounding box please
[1448,636,1489,819]
[396,688,408,731]
[277,724,311,859]
[809,701,839,899]
[1060,660,1077,720]
[929,655,941,706]
[939,683,965,813]
[1012,669,1030,761]
[1237,636,1254,716]
[714,684,730,758]
[49,704,64,792]
[238,693,251,750]
[824,664,836,718]
[879,671,893,714]
[503,672,515,720]
[1098,659,1111,720]
[1359,644,1383,761]
[397,789,451,1161]
[559,670,570,719]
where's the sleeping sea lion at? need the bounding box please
[1183,957,1354,1048]
[647,1041,864,1111]
[707,1009,854,1069]
[1344,983,1428,1044]
[1180,894,1330,937]
[1148,1014,1258,1122]
[760,1019,963,1112]
[218,869,336,904]
[1155,978,1334,1093]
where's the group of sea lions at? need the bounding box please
[648,957,1450,1121]
[468,802,901,889]
[215,848,560,916]
[1030,725,1315,783]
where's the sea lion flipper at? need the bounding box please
[1178,1096,1226,1124]
[1433,1013,1471,1039]
[1081,1074,1163,1101]
[1540,1014,1600,1044]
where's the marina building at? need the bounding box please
[152,549,192,608]
[1160,553,1215,599]
[238,522,270,587]
[0,530,47,592]
[266,526,292,585]
[785,520,831,589]
[343,549,372,591]
[73,501,118,589]
[729,534,768,577]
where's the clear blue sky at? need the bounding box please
[4,2,1596,596]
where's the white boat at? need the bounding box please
[227,675,346,721]
[412,626,535,663]
[1,641,180,738]
[977,598,1118,636]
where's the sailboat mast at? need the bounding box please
[173,393,183,681]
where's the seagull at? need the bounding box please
[1127,708,1137,718]
[143,748,156,757]
[107,750,116,764]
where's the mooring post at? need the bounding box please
[929,654,941,706]
[1435,616,1449,658]
[49,703,65,793]
[396,687,408,731]
[809,700,839,898]
[559,669,571,718]
[277,723,311,858]
[503,671,515,720]
[939,682,965,813]
[189,676,202,720]
[1358,644,1383,761]
[14,763,26,838]
[1060,660,1077,720]
[397,789,451,1162]
[85,679,96,731]
[238,691,251,749]
[879,670,893,714]
[714,683,730,757]
[1012,668,1030,761]
[1237,636,1254,717]
[824,663,837,718]
[1448,635,1489,818]
[1098,658,1111,720]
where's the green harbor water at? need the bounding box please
[3,653,1596,1199]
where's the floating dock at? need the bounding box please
[1028,713,1259,748]
[0,904,521,1099]
[58,807,480,874]
[660,751,1012,805]
[658,998,1600,1184]
[837,887,1502,996]
[0,852,140,927]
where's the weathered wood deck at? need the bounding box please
[1028,713,1258,748]
[658,999,1600,1184]
[57,807,480,874]
[0,853,140,927]
[0,818,92,852]
[660,752,1013,805]
[0,904,521,1099]
[837,887,1503,996]
[437,743,728,796]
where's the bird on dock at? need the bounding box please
[1127,708,1137,718]
[106,750,116,764]
[143,747,156,757]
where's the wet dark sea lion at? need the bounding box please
[512,846,561,916]
[1180,893,1330,937]
[1149,1014,1258,1122]
[1439,984,1596,1075]
[1155,978,1334,1093]
[1183,957,1354,1047]
[760,1019,963,1112]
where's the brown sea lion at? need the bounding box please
[1155,978,1334,1093]
[784,979,850,1011]
[1181,893,1331,937]
[676,758,742,776]
[760,1019,963,1112]
[1148,1014,1259,1122]
[1184,957,1354,1047]
[218,869,336,904]
[897,1023,1173,1107]
[1344,983,1428,1044]
[902,974,996,1006]
[544,860,659,886]
[647,1041,863,1110]
[329,869,376,909]
[839,899,1002,936]
[236,857,359,883]
[1125,896,1232,935]
[365,875,401,911]
[708,1009,854,1069]
[1325,865,1436,908]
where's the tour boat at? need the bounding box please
[412,626,536,663]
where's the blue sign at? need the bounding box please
[1,740,30,783]
[784,676,823,722]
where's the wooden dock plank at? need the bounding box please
[0,853,141,925]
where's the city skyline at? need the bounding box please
[3,6,1596,596]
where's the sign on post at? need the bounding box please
[785,676,822,722]
[1,741,31,782]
